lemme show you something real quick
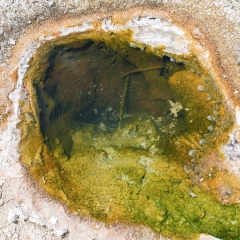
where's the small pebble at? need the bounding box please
[49,1,55,6]
[9,39,15,45]
[184,164,193,174]
[189,192,197,198]
[188,150,195,157]
[199,139,206,145]
[198,86,205,91]
[207,115,215,121]
[207,125,214,131]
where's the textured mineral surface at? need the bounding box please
[0,1,240,240]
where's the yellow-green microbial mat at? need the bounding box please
[20,34,240,239]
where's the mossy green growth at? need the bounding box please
[37,121,240,239]
[21,31,238,239]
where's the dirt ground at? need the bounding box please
[0,0,239,239]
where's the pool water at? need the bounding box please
[20,32,239,239]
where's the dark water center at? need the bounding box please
[37,40,186,157]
